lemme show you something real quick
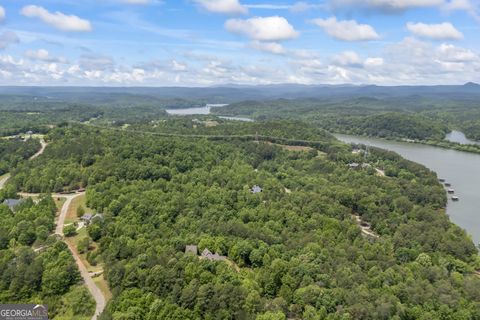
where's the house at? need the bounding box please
[3,199,25,212]
[80,213,93,223]
[201,248,227,261]
[348,163,360,169]
[92,213,104,221]
[251,185,263,193]
[81,213,103,225]
[185,245,198,255]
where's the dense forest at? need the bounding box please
[0,138,41,177]
[0,95,171,136]
[4,120,479,319]
[0,91,479,319]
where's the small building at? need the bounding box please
[185,245,198,255]
[251,185,263,193]
[3,199,25,212]
[81,213,103,225]
[80,213,93,223]
[201,248,227,261]
[348,163,360,169]
[92,213,104,221]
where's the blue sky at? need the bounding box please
[0,0,479,86]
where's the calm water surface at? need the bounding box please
[166,104,229,115]
[445,130,480,145]
[335,133,480,245]
[166,104,253,122]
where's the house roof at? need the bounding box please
[201,247,227,261]
[201,248,212,256]
[81,213,93,220]
[185,245,198,255]
[251,185,263,193]
[3,199,25,210]
[92,213,104,220]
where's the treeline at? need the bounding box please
[7,122,480,319]
[212,97,480,148]
[321,113,448,140]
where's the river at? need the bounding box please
[335,133,480,245]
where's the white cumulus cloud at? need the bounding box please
[25,49,68,63]
[364,57,384,67]
[333,51,362,66]
[225,16,299,41]
[437,43,477,62]
[311,17,380,41]
[443,0,480,21]
[0,6,5,22]
[194,0,248,14]
[0,31,19,50]
[330,0,443,12]
[407,22,463,40]
[250,41,285,54]
[20,5,92,32]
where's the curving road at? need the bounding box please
[57,193,106,320]
[20,191,107,320]
[0,173,10,189]
[0,138,46,190]
[30,138,48,160]
[55,193,83,236]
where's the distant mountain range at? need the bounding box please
[0,83,478,104]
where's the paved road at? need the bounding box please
[0,173,10,189]
[55,192,84,235]
[0,139,46,191]
[60,194,106,320]
[16,190,107,319]
[57,192,106,320]
[48,192,106,319]
[30,139,48,160]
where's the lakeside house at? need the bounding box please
[3,199,26,212]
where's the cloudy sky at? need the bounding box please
[0,0,479,86]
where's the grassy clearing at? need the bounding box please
[65,194,93,224]
[94,275,112,301]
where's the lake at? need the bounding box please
[445,130,480,145]
[335,133,480,245]
[165,104,228,116]
[165,104,253,122]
